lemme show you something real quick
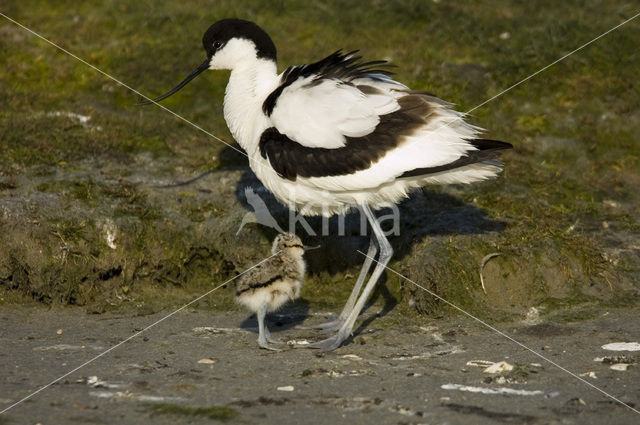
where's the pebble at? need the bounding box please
[56,329,63,335]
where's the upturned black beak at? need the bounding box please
[303,244,321,251]
[137,58,210,105]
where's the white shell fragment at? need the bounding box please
[442,384,543,396]
[287,339,310,346]
[341,354,362,361]
[483,361,514,374]
[466,360,495,368]
[277,386,295,392]
[601,342,640,351]
[197,358,216,364]
[610,364,631,371]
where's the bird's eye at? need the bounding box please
[213,41,223,50]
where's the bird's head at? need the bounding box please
[272,233,304,257]
[272,233,320,257]
[138,19,276,105]
[203,19,276,70]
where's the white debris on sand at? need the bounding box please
[86,376,126,389]
[601,342,640,351]
[34,344,84,351]
[341,354,362,361]
[90,391,183,402]
[197,358,216,364]
[287,339,310,346]
[610,364,631,371]
[277,385,294,392]
[466,360,495,368]
[441,384,544,396]
[483,361,514,374]
[192,327,250,335]
[523,307,542,325]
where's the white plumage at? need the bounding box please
[269,76,399,148]
[142,19,512,350]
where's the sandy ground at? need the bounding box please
[1,304,639,424]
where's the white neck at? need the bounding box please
[223,59,279,156]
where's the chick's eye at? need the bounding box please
[213,41,222,50]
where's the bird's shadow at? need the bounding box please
[238,299,310,335]
[232,166,506,273]
[225,154,507,341]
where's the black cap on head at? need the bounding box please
[202,19,277,61]
[137,19,276,106]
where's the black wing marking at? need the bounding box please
[399,139,513,178]
[259,95,433,180]
[235,274,283,296]
[263,50,394,116]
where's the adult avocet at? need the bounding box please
[140,19,512,350]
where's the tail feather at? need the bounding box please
[399,138,512,178]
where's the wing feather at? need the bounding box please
[265,51,403,149]
[259,52,511,190]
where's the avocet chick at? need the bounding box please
[236,233,306,350]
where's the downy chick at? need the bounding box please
[235,233,306,350]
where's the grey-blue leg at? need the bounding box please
[298,237,377,333]
[256,303,283,351]
[308,204,393,351]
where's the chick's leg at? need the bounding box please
[257,303,283,351]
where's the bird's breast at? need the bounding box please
[223,61,279,154]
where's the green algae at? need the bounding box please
[1,1,638,323]
[148,403,239,421]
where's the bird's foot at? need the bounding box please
[296,316,343,334]
[267,335,282,344]
[305,332,348,351]
[258,339,285,351]
[262,327,283,344]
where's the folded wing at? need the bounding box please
[260,51,512,189]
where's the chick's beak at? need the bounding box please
[137,58,210,105]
